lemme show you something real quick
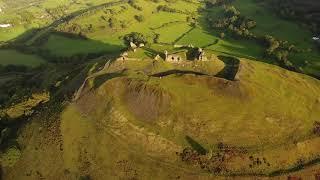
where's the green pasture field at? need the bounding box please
[0,49,45,67]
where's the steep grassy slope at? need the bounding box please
[4,57,320,179]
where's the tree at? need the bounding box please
[224,6,240,17]
[134,15,145,22]
[123,32,148,47]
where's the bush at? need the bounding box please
[123,32,148,47]
[220,32,225,38]
[134,15,145,22]
[128,0,143,11]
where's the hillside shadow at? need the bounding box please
[185,136,207,155]
[216,55,240,81]
[8,0,129,45]
[2,29,124,64]
[151,70,207,77]
[93,72,124,89]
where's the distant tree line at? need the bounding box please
[128,0,143,11]
[45,5,68,19]
[204,0,235,7]
[265,0,320,33]
[260,35,298,70]
[206,4,301,72]
[209,6,256,39]
[156,5,185,14]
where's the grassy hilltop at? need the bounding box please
[0,0,320,179]
[3,57,320,179]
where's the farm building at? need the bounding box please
[163,48,209,63]
[164,50,186,63]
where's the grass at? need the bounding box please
[3,92,50,119]
[0,146,21,167]
[155,23,192,44]
[1,0,320,178]
[2,0,318,76]
[55,58,320,178]
[232,0,314,49]
[0,49,45,67]
[43,34,123,57]
[230,0,320,74]
[177,27,266,61]
[0,26,27,42]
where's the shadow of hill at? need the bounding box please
[216,55,240,81]
[151,70,207,77]
[24,0,129,45]
[93,72,124,89]
[2,29,124,64]
[185,136,207,155]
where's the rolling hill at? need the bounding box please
[0,0,320,179]
[2,55,320,179]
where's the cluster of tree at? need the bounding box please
[108,17,117,28]
[210,6,257,39]
[134,15,145,22]
[128,0,143,11]
[45,5,68,19]
[204,0,235,8]
[56,22,95,36]
[156,5,180,13]
[205,3,303,72]
[186,16,197,26]
[102,15,128,29]
[260,35,297,70]
[17,11,36,25]
[153,33,160,43]
[266,0,320,33]
[123,32,148,47]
